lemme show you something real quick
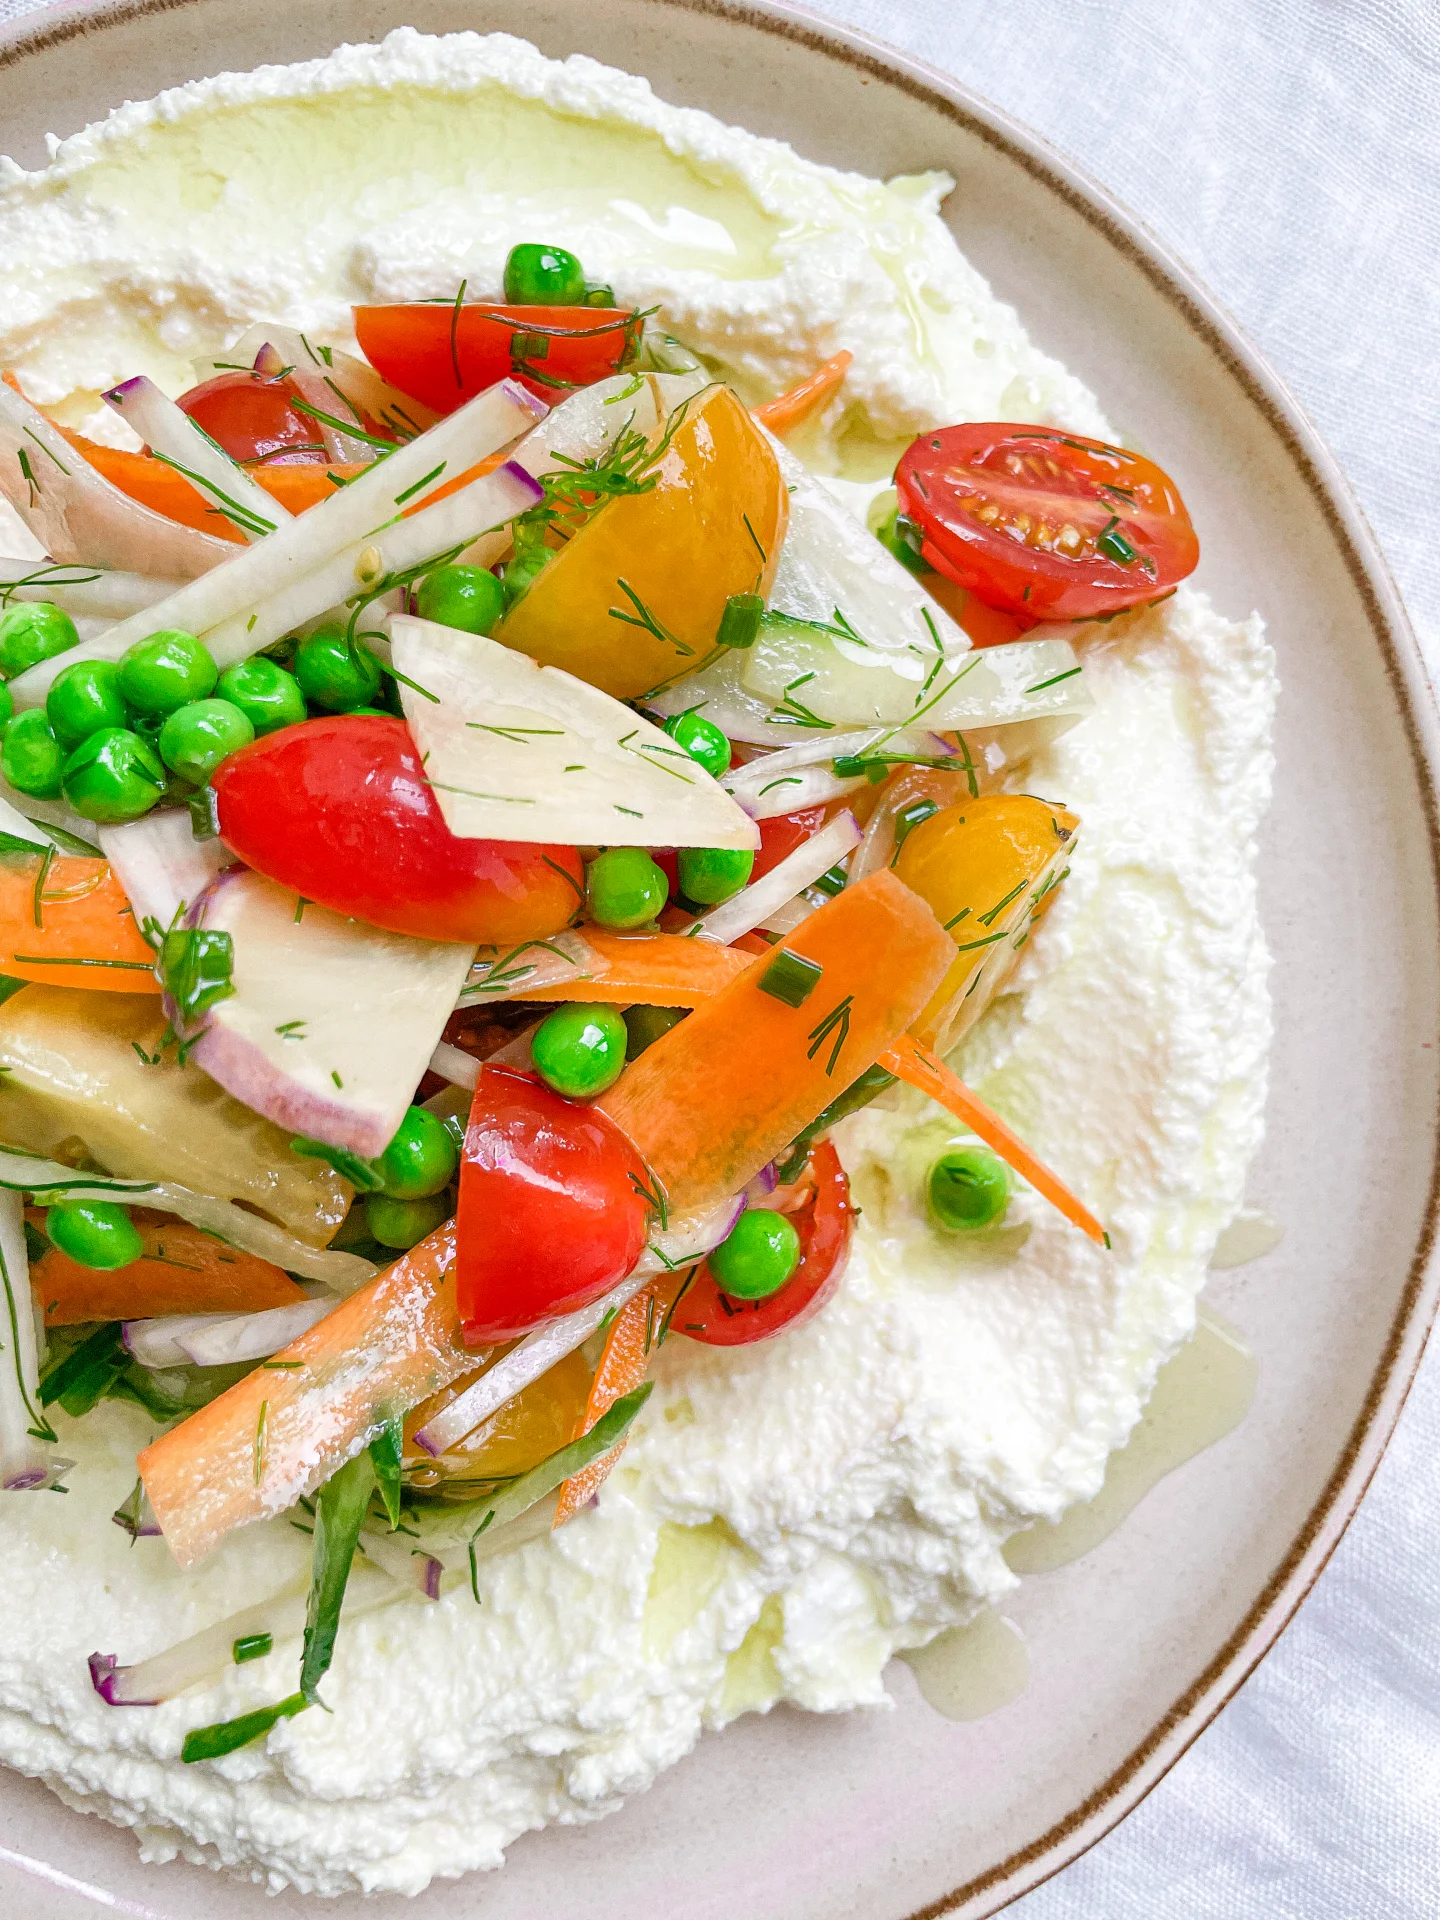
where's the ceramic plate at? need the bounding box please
[0,3,1435,1915]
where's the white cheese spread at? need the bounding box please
[0,28,1275,1898]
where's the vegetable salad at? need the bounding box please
[0,240,1199,1761]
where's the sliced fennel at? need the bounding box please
[739,611,1090,731]
[722,727,957,820]
[0,559,182,621]
[0,1147,375,1291]
[391,615,757,850]
[762,427,972,660]
[0,1188,67,1492]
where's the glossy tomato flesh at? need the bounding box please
[457,1065,652,1340]
[752,806,830,883]
[211,716,584,944]
[177,371,334,467]
[353,304,638,413]
[677,1140,853,1346]
[896,424,1199,623]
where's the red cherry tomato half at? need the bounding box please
[896,424,1199,624]
[211,715,585,944]
[353,303,640,413]
[457,1065,652,1340]
[177,371,333,468]
[752,807,829,883]
[677,1140,853,1347]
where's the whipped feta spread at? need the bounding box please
[0,29,1275,1899]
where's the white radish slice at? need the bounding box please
[0,559,183,621]
[694,809,861,946]
[356,1525,445,1596]
[413,1269,653,1456]
[763,427,970,657]
[428,1041,479,1092]
[87,1563,409,1706]
[171,1296,336,1368]
[185,870,475,1160]
[99,808,234,936]
[0,380,233,583]
[0,1189,69,1492]
[722,727,954,821]
[103,377,291,542]
[0,1145,375,1292]
[124,1313,232,1370]
[197,461,541,668]
[7,379,547,710]
[391,615,757,850]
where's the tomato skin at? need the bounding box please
[897,424,1199,623]
[211,716,584,944]
[457,1066,651,1340]
[353,304,637,413]
[177,371,331,467]
[677,1140,853,1346]
[753,807,829,883]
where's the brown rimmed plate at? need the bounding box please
[0,3,1435,1915]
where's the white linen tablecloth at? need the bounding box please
[0,2,1434,1913]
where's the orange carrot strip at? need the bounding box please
[0,857,160,992]
[251,462,367,511]
[880,1033,1107,1246]
[552,1267,691,1527]
[752,351,853,436]
[65,432,364,532]
[599,872,953,1218]
[400,448,508,518]
[523,928,760,1007]
[35,1220,305,1326]
[139,1219,472,1566]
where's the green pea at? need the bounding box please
[927,1146,1009,1231]
[708,1207,801,1300]
[415,564,507,636]
[293,627,382,714]
[376,1105,459,1201]
[46,659,129,748]
[215,656,307,735]
[61,727,166,823]
[867,495,932,577]
[364,1190,451,1251]
[1,709,65,798]
[678,845,754,906]
[158,699,255,784]
[623,1004,686,1061]
[503,242,587,306]
[665,710,732,780]
[118,630,218,717]
[45,1200,143,1271]
[585,847,669,930]
[532,1003,628,1100]
[0,602,79,679]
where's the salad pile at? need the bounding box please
[0,240,1199,1761]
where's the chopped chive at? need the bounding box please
[716,592,764,651]
[759,949,824,1008]
[232,1631,273,1665]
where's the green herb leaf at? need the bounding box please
[300,1447,377,1703]
[181,1691,307,1764]
[290,1137,385,1192]
[465,1384,654,1601]
[369,1415,404,1531]
[155,922,235,1034]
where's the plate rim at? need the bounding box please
[0,1,1436,1914]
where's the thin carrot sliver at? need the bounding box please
[0,857,159,992]
[139,1219,471,1566]
[524,928,759,1007]
[879,1033,1107,1246]
[552,1266,690,1527]
[752,351,853,436]
[36,1220,304,1325]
